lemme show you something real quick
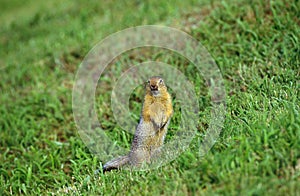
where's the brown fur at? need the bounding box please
[103,76,173,172]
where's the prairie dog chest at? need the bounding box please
[149,102,166,117]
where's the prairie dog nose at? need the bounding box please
[150,85,158,90]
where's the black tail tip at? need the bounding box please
[102,165,118,173]
[94,167,111,175]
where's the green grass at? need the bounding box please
[0,0,299,195]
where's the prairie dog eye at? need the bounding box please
[159,79,163,84]
[147,80,150,84]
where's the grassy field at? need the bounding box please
[0,0,299,195]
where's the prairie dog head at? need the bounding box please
[146,76,167,97]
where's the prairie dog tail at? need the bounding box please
[102,155,129,172]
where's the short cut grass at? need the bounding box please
[0,0,299,195]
